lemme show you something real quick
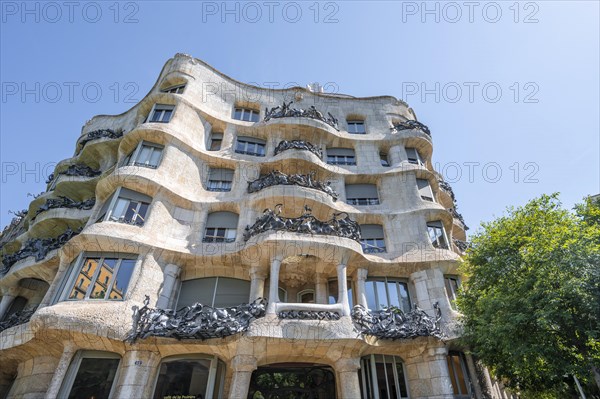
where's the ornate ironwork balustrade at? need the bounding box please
[351,303,443,340]
[243,205,360,242]
[391,120,431,136]
[46,164,101,185]
[0,307,37,333]
[126,296,267,342]
[32,196,96,221]
[274,139,323,159]
[1,227,81,273]
[453,239,470,253]
[248,170,339,201]
[278,310,341,321]
[264,101,339,131]
[76,129,123,154]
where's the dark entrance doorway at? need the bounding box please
[248,363,336,399]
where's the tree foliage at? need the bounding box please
[457,194,600,397]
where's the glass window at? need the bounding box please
[177,277,251,309]
[98,188,152,226]
[347,120,366,134]
[153,356,225,399]
[380,152,390,167]
[207,168,234,192]
[59,351,121,399]
[208,133,223,151]
[161,84,185,94]
[64,256,136,301]
[233,107,259,122]
[235,137,266,157]
[445,276,460,310]
[365,278,410,313]
[148,104,174,123]
[327,279,353,308]
[327,148,356,166]
[360,224,386,253]
[417,178,435,202]
[406,147,424,166]
[447,352,472,398]
[125,142,164,169]
[359,354,409,399]
[298,290,315,303]
[346,184,379,206]
[427,221,449,249]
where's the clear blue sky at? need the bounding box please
[1,1,599,232]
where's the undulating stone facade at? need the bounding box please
[0,54,512,398]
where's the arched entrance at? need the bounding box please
[248,363,336,399]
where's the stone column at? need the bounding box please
[155,264,181,309]
[266,257,282,314]
[336,263,350,316]
[406,346,454,399]
[228,355,257,399]
[113,350,162,399]
[315,273,327,304]
[45,343,76,399]
[335,358,361,399]
[249,267,266,301]
[389,144,405,167]
[354,268,368,308]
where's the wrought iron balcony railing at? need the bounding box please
[0,307,37,333]
[391,120,431,136]
[247,170,339,201]
[126,296,267,342]
[274,139,323,159]
[264,101,339,131]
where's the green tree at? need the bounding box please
[457,194,600,398]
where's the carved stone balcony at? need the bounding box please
[126,296,267,342]
[247,170,338,200]
[351,303,443,340]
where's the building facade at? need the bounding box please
[0,54,507,398]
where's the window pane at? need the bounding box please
[68,357,120,399]
[89,259,118,300]
[110,198,128,221]
[453,355,469,394]
[135,203,149,225]
[365,281,377,310]
[395,361,409,398]
[210,139,222,151]
[137,146,152,164]
[161,109,172,122]
[234,109,243,120]
[213,278,250,307]
[398,283,410,312]
[69,258,100,299]
[153,359,212,399]
[123,201,139,223]
[178,278,217,309]
[149,148,162,166]
[376,281,388,309]
[108,259,135,300]
[388,281,400,309]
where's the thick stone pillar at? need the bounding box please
[337,263,350,316]
[155,264,181,309]
[45,343,76,399]
[389,144,405,167]
[315,273,327,304]
[113,350,162,399]
[335,358,361,399]
[249,267,266,301]
[228,355,257,399]
[355,268,368,308]
[405,346,454,398]
[266,257,282,314]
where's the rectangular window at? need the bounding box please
[427,221,449,249]
[380,152,390,167]
[235,137,266,157]
[177,277,250,308]
[417,178,435,202]
[406,147,424,165]
[233,108,259,122]
[327,148,356,166]
[364,278,411,313]
[346,184,379,206]
[445,276,460,310]
[207,168,234,192]
[148,104,174,123]
[64,256,136,301]
[58,351,121,399]
[447,352,472,398]
[203,228,237,243]
[161,84,185,94]
[360,224,386,253]
[208,133,223,151]
[125,142,164,169]
[98,188,152,226]
[347,120,366,134]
